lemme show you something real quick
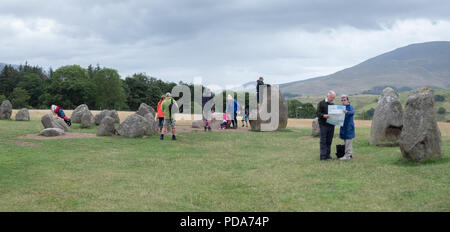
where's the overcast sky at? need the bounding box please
[1,0,450,90]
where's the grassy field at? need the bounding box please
[0,116,449,211]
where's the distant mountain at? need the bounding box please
[231,81,257,93]
[280,41,450,97]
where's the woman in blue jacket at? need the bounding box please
[339,95,355,160]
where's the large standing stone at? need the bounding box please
[249,85,288,131]
[142,113,157,135]
[312,117,320,137]
[94,110,120,125]
[71,104,89,123]
[15,108,30,121]
[136,103,156,118]
[399,87,442,161]
[117,114,151,138]
[370,87,403,146]
[41,114,69,132]
[0,100,12,120]
[40,128,65,137]
[80,110,94,128]
[97,116,116,136]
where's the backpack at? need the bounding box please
[168,98,178,119]
[336,144,345,158]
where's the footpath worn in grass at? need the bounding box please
[0,119,449,211]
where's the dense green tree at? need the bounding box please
[10,87,30,108]
[437,107,446,115]
[297,103,316,118]
[434,95,445,102]
[288,99,302,118]
[93,68,127,110]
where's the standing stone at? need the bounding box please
[41,114,69,132]
[80,110,94,128]
[0,100,13,120]
[136,103,156,118]
[399,87,442,161]
[97,116,116,136]
[117,114,150,138]
[40,128,65,137]
[370,87,403,146]
[249,85,288,131]
[71,104,89,123]
[312,117,320,137]
[15,108,30,121]
[94,110,120,125]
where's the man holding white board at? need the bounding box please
[316,90,337,161]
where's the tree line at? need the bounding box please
[0,63,185,111]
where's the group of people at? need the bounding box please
[49,78,355,160]
[317,90,355,161]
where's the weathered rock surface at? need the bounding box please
[249,85,288,131]
[15,108,30,121]
[41,114,69,132]
[40,128,65,137]
[142,113,158,135]
[312,117,320,137]
[80,110,94,128]
[97,116,116,136]
[399,87,442,161]
[192,119,222,129]
[71,104,89,123]
[0,100,12,120]
[370,87,403,146]
[94,110,120,125]
[136,103,156,118]
[117,114,151,138]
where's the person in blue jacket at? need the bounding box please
[226,94,240,129]
[339,95,355,160]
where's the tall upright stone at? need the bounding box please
[97,116,116,136]
[136,103,156,118]
[399,87,442,161]
[312,117,320,137]
[249,85,288,131]
[370,87,403,146]
[71,104,89,123]
[0,100,12,120]
[94,110,120,125]
[117,114,151,138]
[80,110,95,128]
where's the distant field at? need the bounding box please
[0,117,449,211]
[293,89,450,122]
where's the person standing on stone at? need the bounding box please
[316,91,336,161]
[51,104,71,126]
[256,76,271,109]
[156,95,166,134]
[339,95,355,160]
[226,94,240,129]
[161,93,178,140]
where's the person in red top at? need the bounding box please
[156,95,166,134]
[51,104,72,126]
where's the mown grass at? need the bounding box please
[0,119,449,211]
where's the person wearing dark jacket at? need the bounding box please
[339,95,355,160]
[202,89,215,131]
[316,91,336,161]
[256,77,265,105]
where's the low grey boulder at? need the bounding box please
[117,114,151,138]
[399,87,442,161]
[41,114,69,132]
[40,128,65,137]
[80,110,95,128]
[71,104,90,123]
[94,110,120,125]
[15,108,30,121]
[0,100,12,120]
[97,116,116,136]
[142,113,157,135]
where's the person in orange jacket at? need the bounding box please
[156,95,166,134]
